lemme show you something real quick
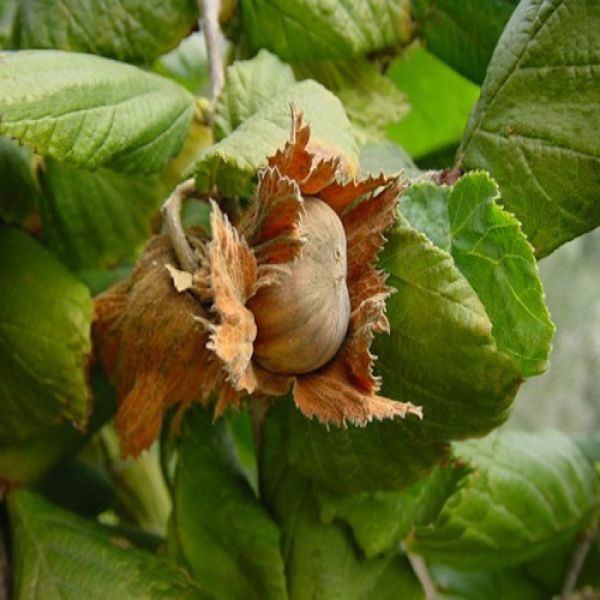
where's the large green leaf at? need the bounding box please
[214,49,296,141]
[9,489,201,599]
[191,80,358,197]
[429,564,546,600]
[259,409,420,600]
[316,464,467,559]
[277,212,524,493]
[294,58,408,143]
[0,136,39,224]
[240,0,412,61]
[38,158,165,271]
[170,407,287,600]
[458,0,600,257]
[402,172,554,376]
[0,228,92,445]
[413,0,519,84]
[386,45,480,160]
[408,431,600,568]
[0,50,195,173]
[0,368,115,485]
[14,0,197,63]
[280,398,448,493]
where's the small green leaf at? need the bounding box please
[359,140,419,177]
[153,32,211,95]
[458,0,600,256]
[0,50,195,173]
[9,489,201,599]
[294,58,408,143]
[214,49,296,141]
[0,136,39,224]
[408,431,600,568]
[15,0,198,63]
[191,80,358,197]
[0,228,92,445]
[38,158,166,271]
[402,172,554,376]
[170,407,287,600]
[240,0,412,61]
[413,0,519,84]
[386,45,480,160]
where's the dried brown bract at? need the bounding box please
[94,109,422,456]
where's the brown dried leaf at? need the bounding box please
[342,295,390,395]
[343,178,402,293]
[294,357,422,427]
[93,235,215,457]
[239,167,305,265]
[319,173,388,215]
[207,202,259,394]
[268,108,342,196]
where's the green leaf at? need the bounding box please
[0,0,17,47]
[359,140,419,178]
[277,211,526,494]
[375,217,522,439]
[170,407,287,600]
[281,398,448,493]
[0,136,39,224]
[0,228,92,445]
[191,80,358,197]
[15,0,198,63]
[9,489,201,599]
[240,0,412,61]
[429,563,547,600]
[408,430,600,568]
[214,49,296,141]
[316,464,467,558]
[413,0,519,84]
[260,409,417,600]
[458,0,600,257]
[402,172,554,376]
[38,158,166,271]
[0,50,195,173]
[153,32,211,96]
[386,45,480,160]
[294,58,408,143]
[0,367,115,485]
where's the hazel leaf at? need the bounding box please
[190,80,358,197]
[458,0,600,256]
[0,228,92,446]
[9,489,202,598]
[15,0,198,63]
[239,0,412,61]
[0,50,195,173]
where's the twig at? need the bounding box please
[200,0,224,103]
[161,178,201,273]
[407,553,437,600]
[561,511,600,599]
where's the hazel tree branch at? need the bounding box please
[200,0,224,104]
[161,178,202,273]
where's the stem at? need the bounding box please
[407,553,437,600]
[200,0,224,103]
[561,511,600,598]
[161,178,200,273]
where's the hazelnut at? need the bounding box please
[248,197,350,375]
